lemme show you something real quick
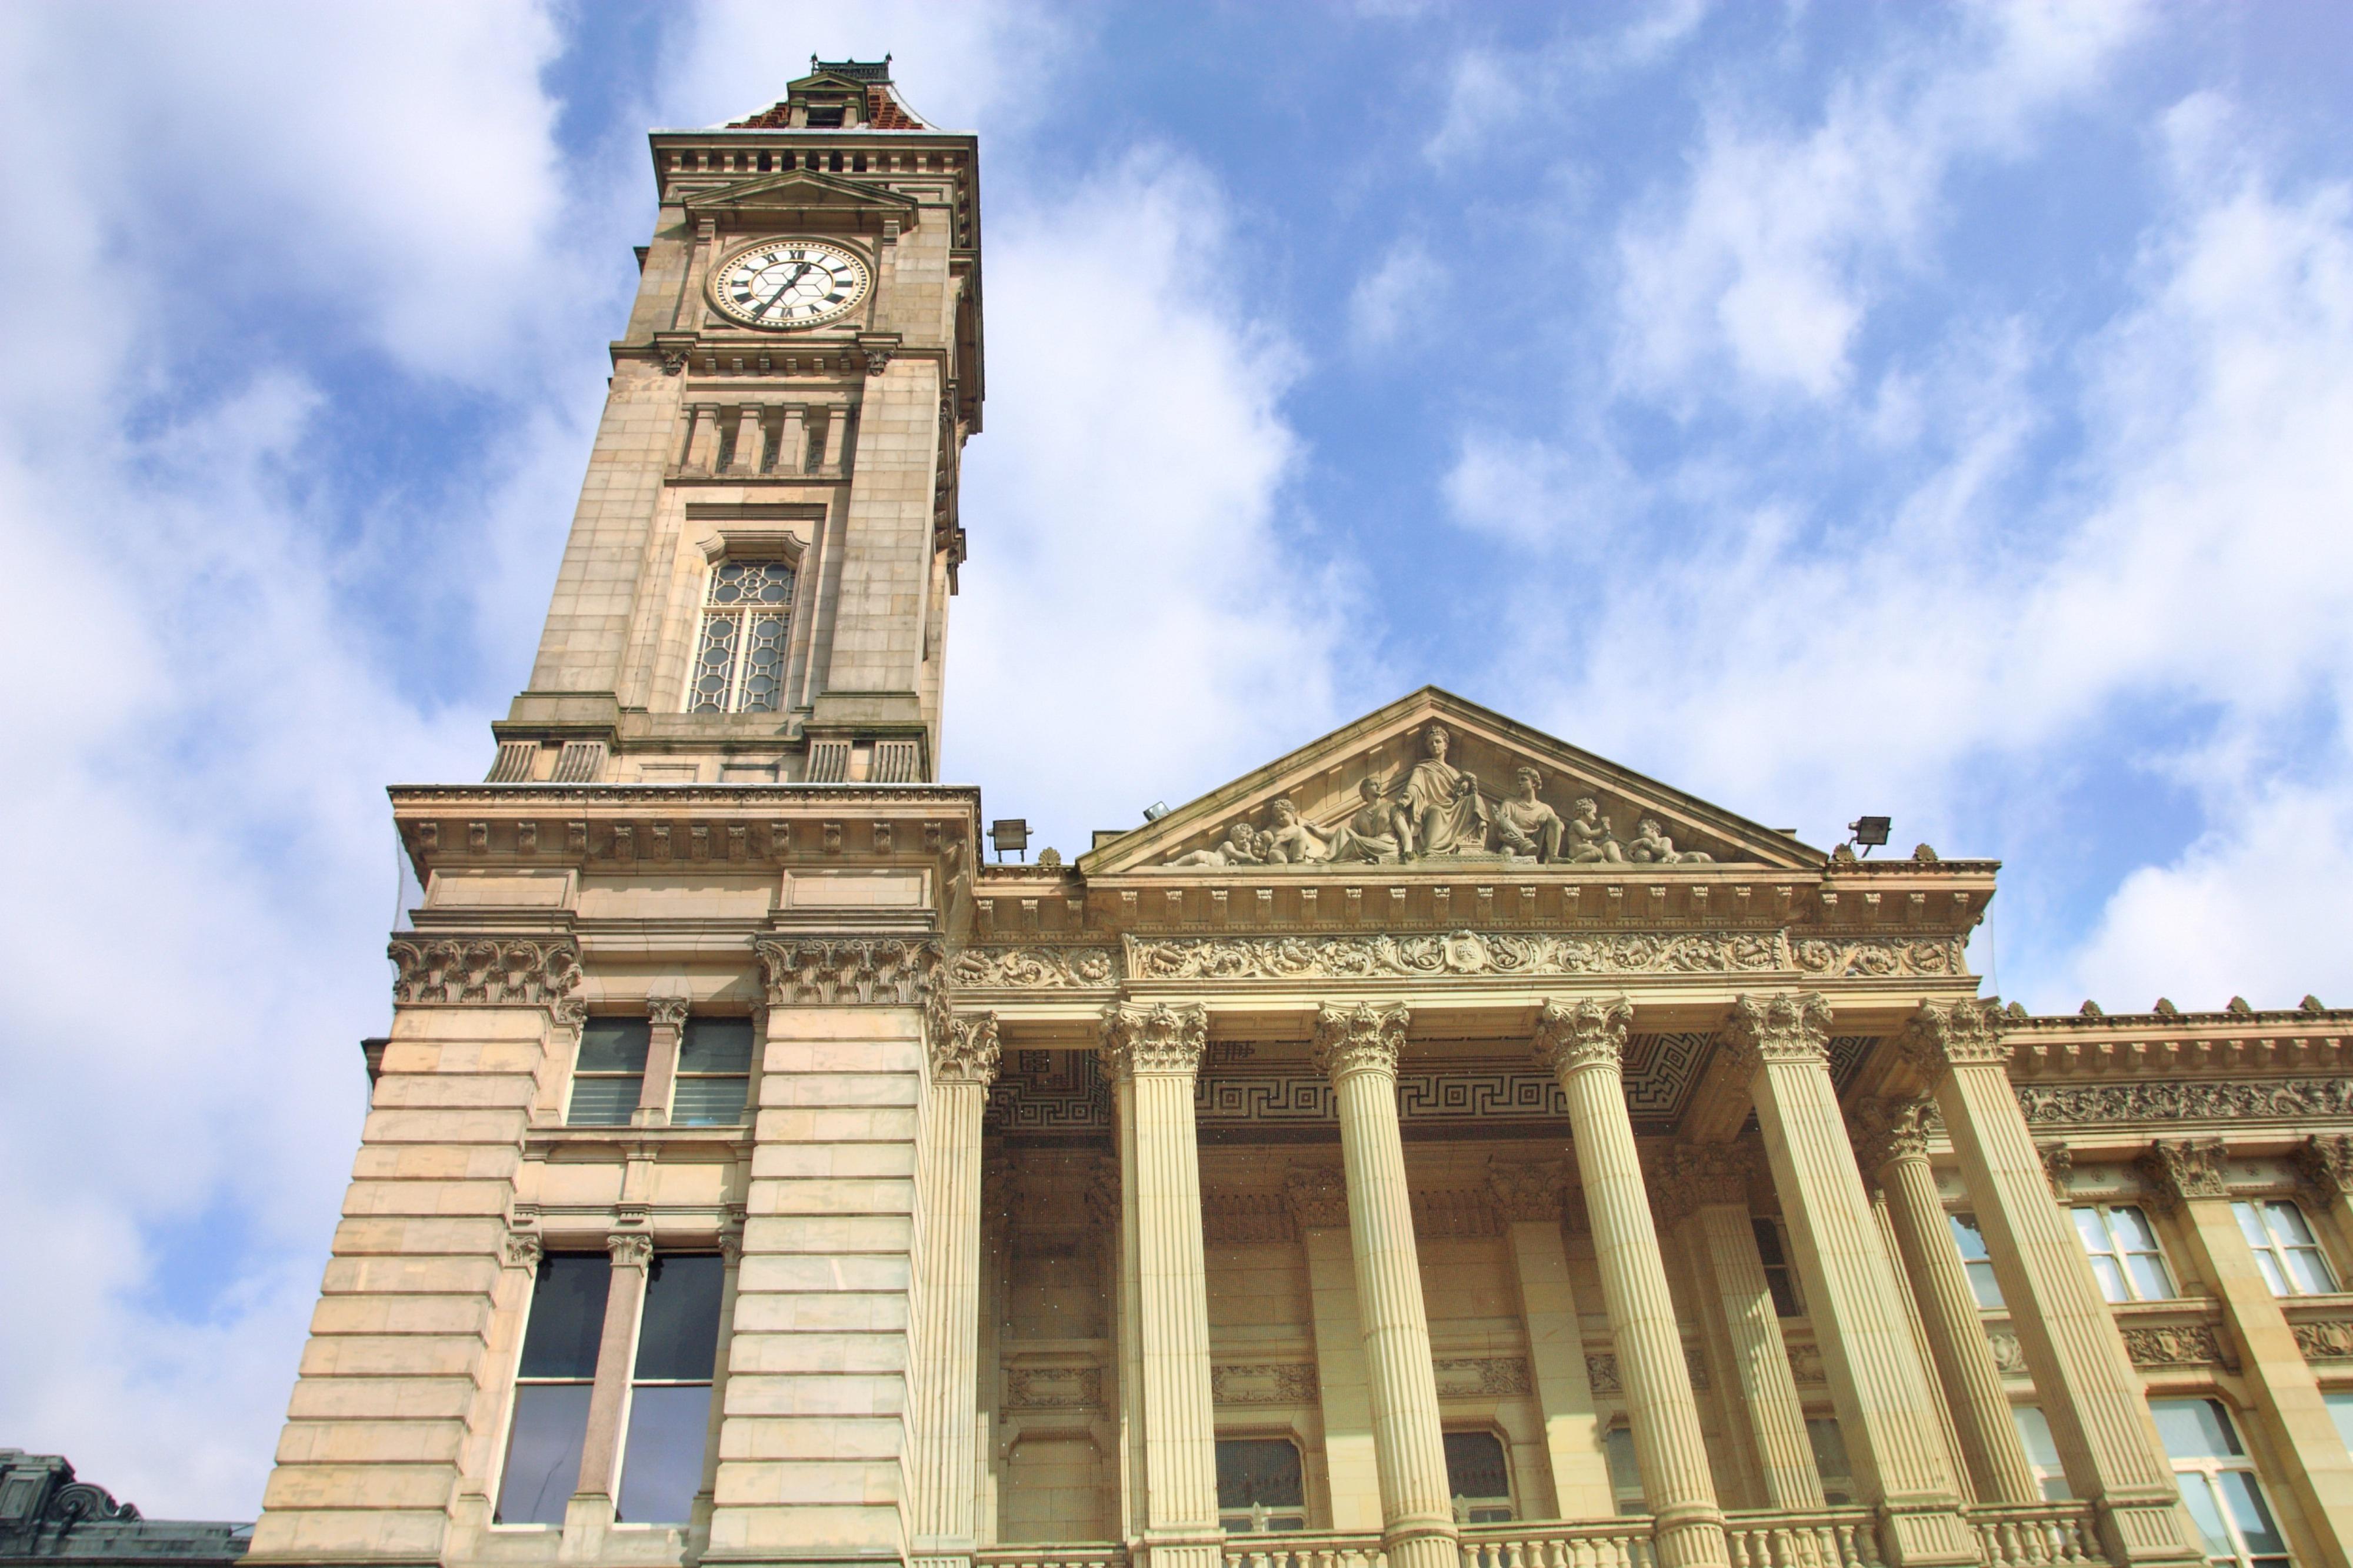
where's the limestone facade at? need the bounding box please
[246,58,2353,1568]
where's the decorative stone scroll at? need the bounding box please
[947,945,1119,990]
[1792,937,1969,979]
[2137,1139,2230,1213]
[1099,1000,1208,1076]
[758,937,943,1006]
[1127,929,1783,982]
[388,936,582,1008]
[2016,1078,2353,1126]
[1211,1363,1319,1405]
[2292,1319,2353,1360]
[934,1012,1002,1086]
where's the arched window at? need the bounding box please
[689,559,793,713]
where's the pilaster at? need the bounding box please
[1724,994,1971,1567]
[1899,1002,2201,1568]
[1287,1166,1382,1532]
[1536,997,1726,1568]
[1488,1159,1615,1519]
[910,1013,1000,1568]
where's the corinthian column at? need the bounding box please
[1314,1004,1455,1568]
[1852,1097,2037,1506]
[1536,999,1725,1568]
[911,1012,1000,1568]
[1900,1002,2199,1568]
[1102,1003,1221,1568]
[1724,995,1971,1567]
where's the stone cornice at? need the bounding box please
[1312,1002,1409,1081]
[1099,1000,1208,1077]
[1719,992,1832,1075]
[757,936,943,1006]
[388,935,582,1009]
[1533,996,1632,1076]
[2002,1008,2353,1082]
[934,1011,1002,1086]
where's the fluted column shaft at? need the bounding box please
[1727,995,1972,1567]
[1538,999,1725,1568]
[1315,1005,1455,1568]
[1104,1003,1221,1568]
[1869,1184,1975,1507]
[1901,1003,2199,1568]
[911,1013,999,1568]
[1860,1100,2037,1506]
[1691,1192,1821,1509]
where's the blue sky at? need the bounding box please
[3,0,2351,1520]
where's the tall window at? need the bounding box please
[2328,1391,2353,1456]
[1444,1430,1513,1523]
[2074,1205,2175,1302]
[1215,1439,1304,1533]
[1603,1424,1644,1516]
[2151,1400,2289,1568]
[688,560,793,713]
[2233,1200,2337,1296]
[672,1019,754,1126]
[1753,1217,1804,1317]
[617,1255,725,1524]
[1806,1417,1855,1506]
[498,1255,609,1524]
[2011,1406,2071,1500]
[1949,1213,2005,1307]
[569,1019,649,1126]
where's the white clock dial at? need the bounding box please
[711,239,872,329]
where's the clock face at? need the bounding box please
[710,239,872,329]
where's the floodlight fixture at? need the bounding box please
[1142,801,1171,822]
[990,819,1029,863]
[1847,816,1892,856]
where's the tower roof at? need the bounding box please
[726,56,934,132]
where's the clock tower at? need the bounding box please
[496,59,980,786]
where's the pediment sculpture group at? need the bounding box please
[1165,723,1716,868]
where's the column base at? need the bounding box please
[1135,1529,1225,1568]
[1653,1503,1729,1568]
[2093,1488,2207,1568]
[1875,1500,1979,1567]
[1382,1515,1461,1568]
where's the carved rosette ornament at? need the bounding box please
[757,937,944,1006]
[1719,991,1833,1076]
[389,935,582,1009]
[1847,1096,1933,1176]
[647,996,691,1029]
[2295,1135,2353,1201]
[1098,1000,1208,1078]
[606,1231,654,1269]
[1311,1001,1409,1082]
[933,1011,1002,1086]
[1285,1165,1349,1230]
[1486,1157,1567,1223]
[2137,1138,2230,1214]
[1895,998,2009,1076]
[1532,996,1632,1077]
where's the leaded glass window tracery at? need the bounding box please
[688,559,794,714]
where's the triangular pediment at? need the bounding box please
[684,169,919,235]
[1081,687,1825,876]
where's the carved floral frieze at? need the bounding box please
[1211,1363,1319,1405]
[1793,937,1968,979]
[1126,930,1783,983]
[2015,1079,2353,1126]
[2293,1319,2353,1360]
[388,936,582,1008]
[1004,1366,1103,1410]
[1434,1357,1534,1397]
[2121,1325,2232,1369]
[948,945,1120,990]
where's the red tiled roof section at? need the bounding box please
[866,88,921,130]
[728,102,791,129]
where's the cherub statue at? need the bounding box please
[1492,765,1565,862]
[1391,723,1487,859]
[1564,798,1625,863]
[1257,796,1335,865]
[1166,820,1264,868]
[1627,816,1712,864]
[1324,776,1402,863]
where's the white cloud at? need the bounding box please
[1347,238,1445,353]
[1611,1,2144,402]
[942,150,1364,853]
[1424,1,1712,162]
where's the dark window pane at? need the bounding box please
[679,1019,755,1073]
[578,1018,651,1072]
[1751,1217,1787,1266]
[618,1384,713,1523]
[518,1256,611,1378]
[635,1254,725,1380]
[568,1076,642,1126]
[1215,1439,1304,1509]
[2152,1399,2242,1460]
[497,1383,592,1524]
[1444,1430,1510,1499]
[673,1077,749,1126]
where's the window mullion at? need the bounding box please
[724,608,751,712]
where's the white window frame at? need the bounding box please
[2234,1199,2337,1297]
[2151,1399,2291,1568]
[685,558,796,715]
[2074,1203,2176,1303]
[1442,1427,1515,1524]
[1214,1436,1306,1534]
[1603,1423,1644,1516]
[2011,1404,2071,1500]
[1950,1210,2005,1309]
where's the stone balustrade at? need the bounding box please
[1458,1517,1660,1568]
[1965,1502,2101,1568]
[1721,1509,1884,1568]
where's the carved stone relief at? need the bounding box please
[2292,1319,2353,1360]
[1793,937,1968,979]
[2121,1325,2232,1369]
[2016,1079,2353,1125]
[388,936,582,1007]
[1129,930,1783,983]
[1211,1363,1319,1405]
[1434,1357,1534,1397]
[1985,1329,2027,1374]
[758,937,942,1006]
[948,946,1119,990]
[1004,1366,1104,1410]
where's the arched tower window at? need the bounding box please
[688,559,794,713]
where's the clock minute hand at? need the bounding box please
[755,262,814,321]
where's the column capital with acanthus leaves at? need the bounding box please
[1098,1000,1208,1078]
[1533,996,1632,1077]
[1895,998,2010,1077]
[1312,1002,1409,1082]
[933,1010,1001,1086]
[1720,992,1833,1075]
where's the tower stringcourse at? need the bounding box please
[245,54,2353,1568]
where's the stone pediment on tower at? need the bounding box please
[1081,686,1825,876]
[683,168,921,236]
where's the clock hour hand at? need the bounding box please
[755,262,814,320]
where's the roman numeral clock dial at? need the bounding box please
[710,238,872,329]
